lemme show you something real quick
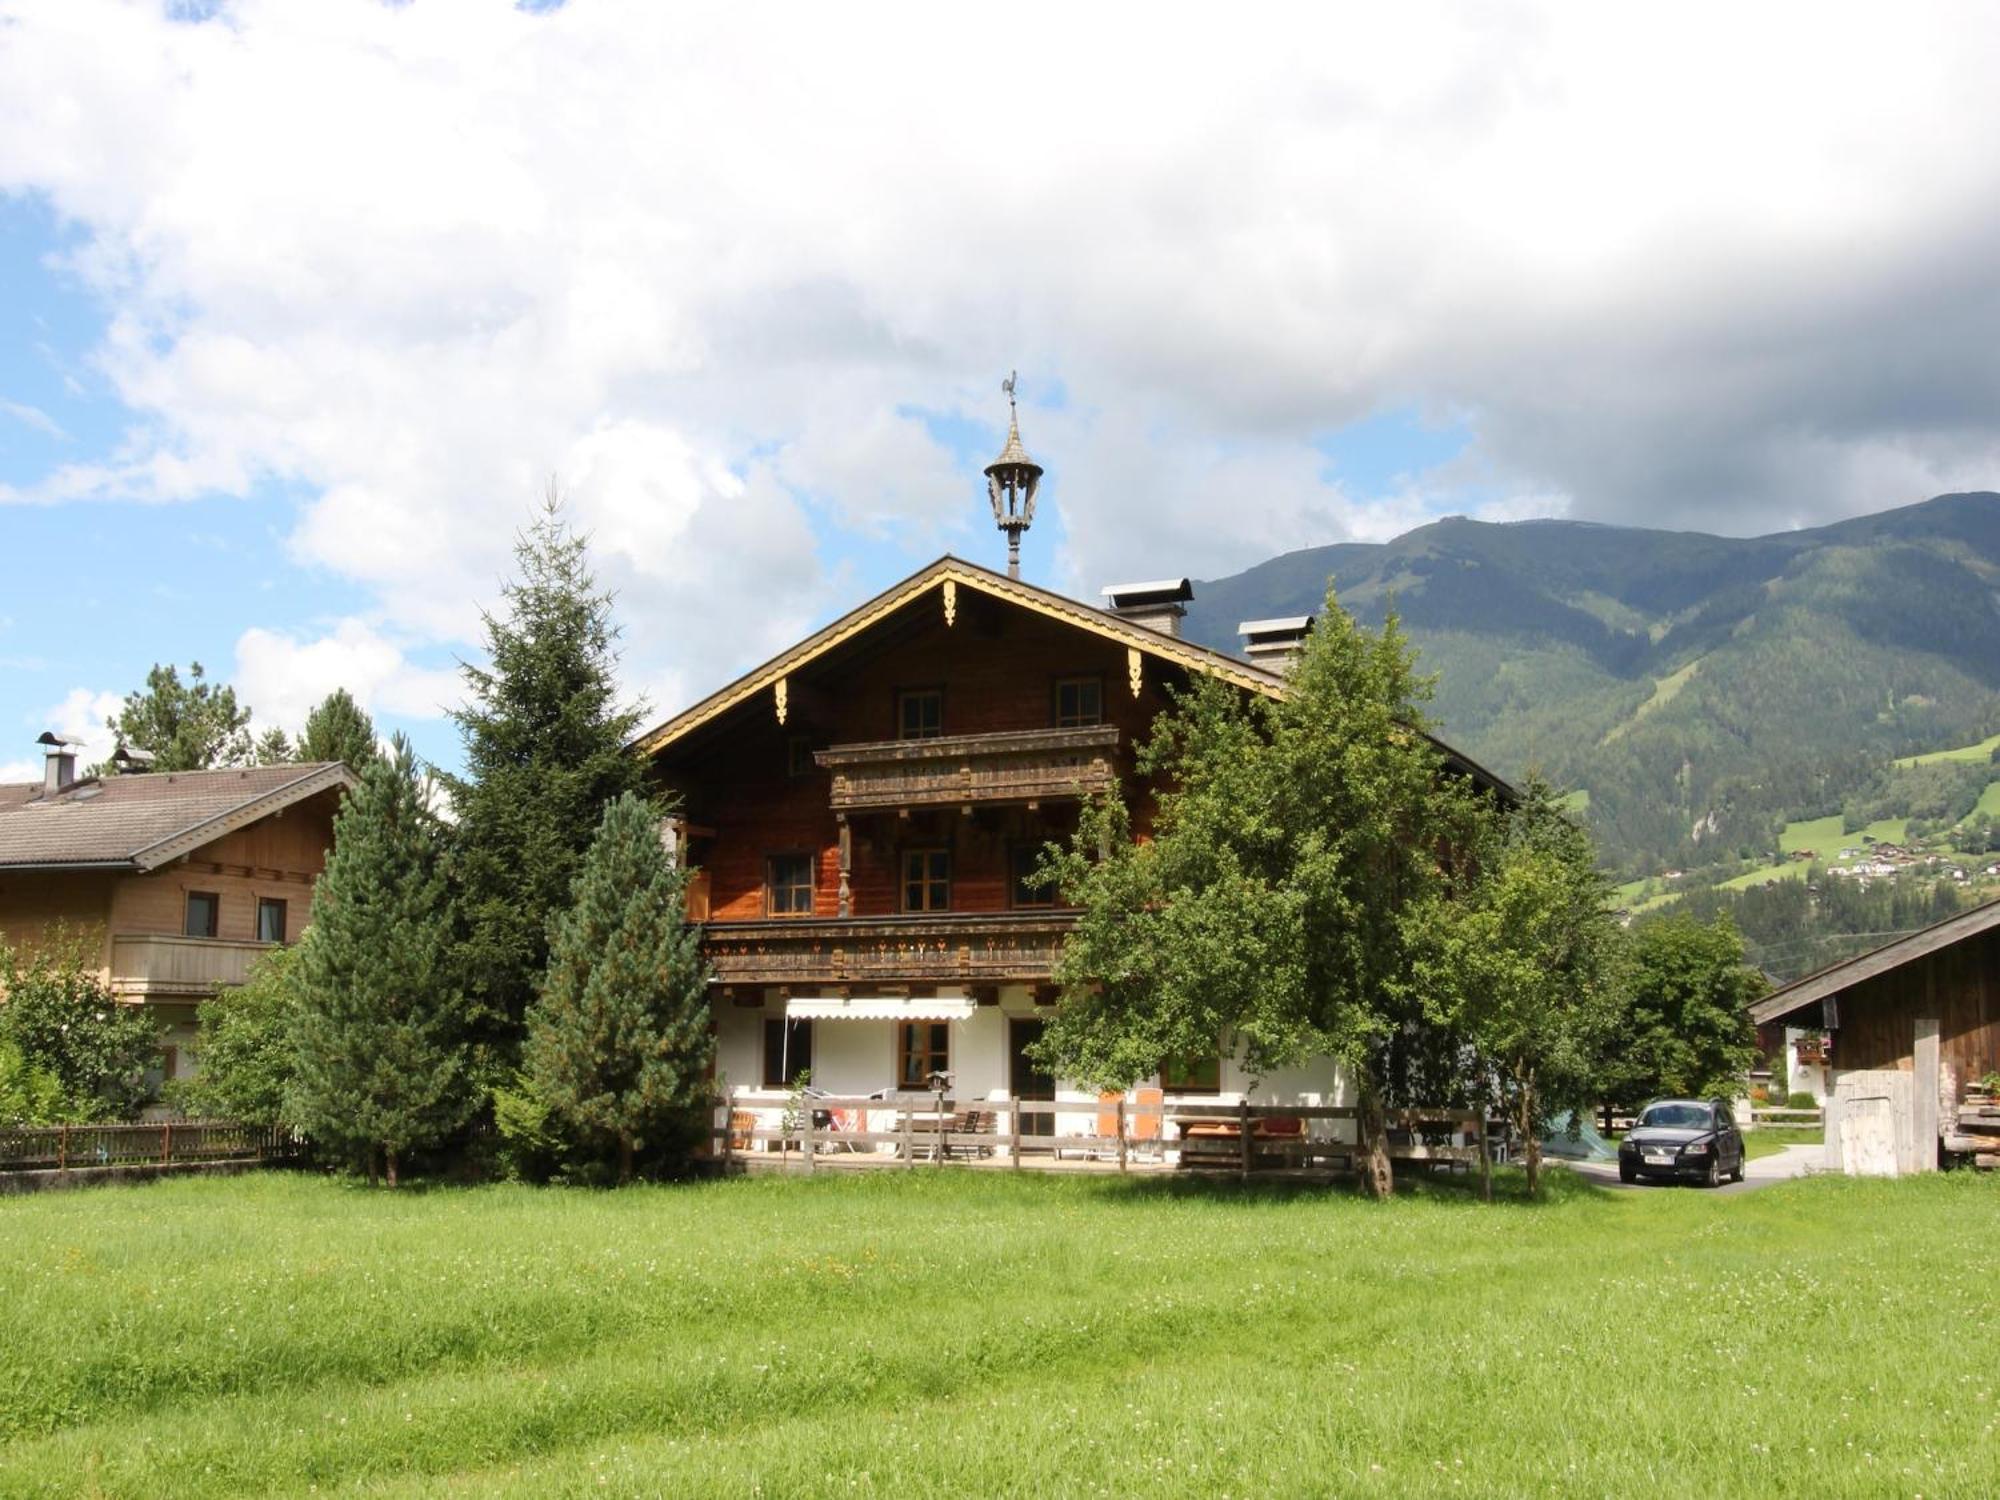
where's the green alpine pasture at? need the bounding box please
[2,1171,1996,1497]
[1896,731,2000,768]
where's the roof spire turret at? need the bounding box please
[984,371,1042,579]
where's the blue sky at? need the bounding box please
[4,2,1997,782]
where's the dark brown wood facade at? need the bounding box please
[640,562,1283,991]
[1755,903,2000,1104]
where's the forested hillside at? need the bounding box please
[1184,492,2000,879]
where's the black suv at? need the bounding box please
[1618,1098,1745,1186]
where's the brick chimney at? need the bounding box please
[36,732,80,796]
[1237,615,1316,670]
[1102,578,1194,638]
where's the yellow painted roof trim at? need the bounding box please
[633,555,1285,757]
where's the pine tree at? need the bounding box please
[254,726,294,765]
[523,792,712,1182]
[288,735,470,1184]
[441,492,647,1061]
[299,688,379,770]
[105,662,253,771]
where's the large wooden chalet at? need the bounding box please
[635,403,1504,1151]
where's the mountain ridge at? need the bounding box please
[1182,492,2000,876]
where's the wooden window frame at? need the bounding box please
[766,853,816,917]
[1009,843,1055,909]
[183,890,220,940]
[256,896,288,945]
[895,686,945,741]
[901,847,951,913]
[762,1017,815,1088]
[1052,673,1104,729]
[895,1020,951,1089]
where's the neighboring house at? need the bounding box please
[1750,896,2000,1175]
[0,735,353,1086]
[634,429,1507,1146]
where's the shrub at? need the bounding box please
[170,944,300,1128]
[0,928,160,1120]
[0,1039,68,1126]
[1785,1091,1819,1110]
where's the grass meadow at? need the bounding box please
[1,1169,1995,1497]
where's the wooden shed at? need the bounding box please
[1751,896,2000,1174]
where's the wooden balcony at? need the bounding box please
[704,912,1075,987]
[815,726,1119,813]
[109,934,273,999]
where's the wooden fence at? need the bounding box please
[0,1120,292,1174]
[712,1096,1494,1180]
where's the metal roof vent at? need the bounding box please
[1101,578,1194,638]
[1237,615,1316,670]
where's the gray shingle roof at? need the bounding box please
[0,763,354,870]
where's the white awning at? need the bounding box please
[785,996,976,1021]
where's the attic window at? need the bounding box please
[897,689,943,740]
[1054,676,1102,728]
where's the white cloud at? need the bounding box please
[0,397,66,440]
[232,620,463,734]
[0,0,1997,718]
[7,687,124,781]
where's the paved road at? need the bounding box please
[1561,1142,1822,1196]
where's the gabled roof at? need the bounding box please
[0,762,355,872]
[1750,894,2000,1025]
[633,555,1286,756]
[631,553,1512,793]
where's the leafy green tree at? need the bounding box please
[520,792,712,1182]
[172,945,300,1128]
[1408,778,1628,1196]
[0,929,160,1119]
[1032,584,1488,1197]
[254,726,294,765]
[289,736,471,1185]
[105,662,253,771]
[1608,913,1765,1111]
[299,688,380,771]
[0,1039,69,1125]
[441,494,647,1063]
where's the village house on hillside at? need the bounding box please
[635,403,1507,1152]
[0,735,352,1087]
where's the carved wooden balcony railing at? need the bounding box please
[704,912,1075,986]
[815,726,1119,813]
[109,934,274,999]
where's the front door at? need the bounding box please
[1009,1017,1056,1137]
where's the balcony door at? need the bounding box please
[1009,1017,1055,1137]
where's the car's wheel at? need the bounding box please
[1619,1160,1636,1184]
[1704,1156,1722,1188]
[1728,1154,1745,1184]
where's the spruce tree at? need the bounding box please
[523,791,712,1182]
[299,688,379,771]
[441,493,647,1061]
[288,735,470,1184]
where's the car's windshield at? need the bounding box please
[1639,1103,1713,1130]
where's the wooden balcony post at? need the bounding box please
[836,816,852,919]
[1238,1099,1252,1180]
